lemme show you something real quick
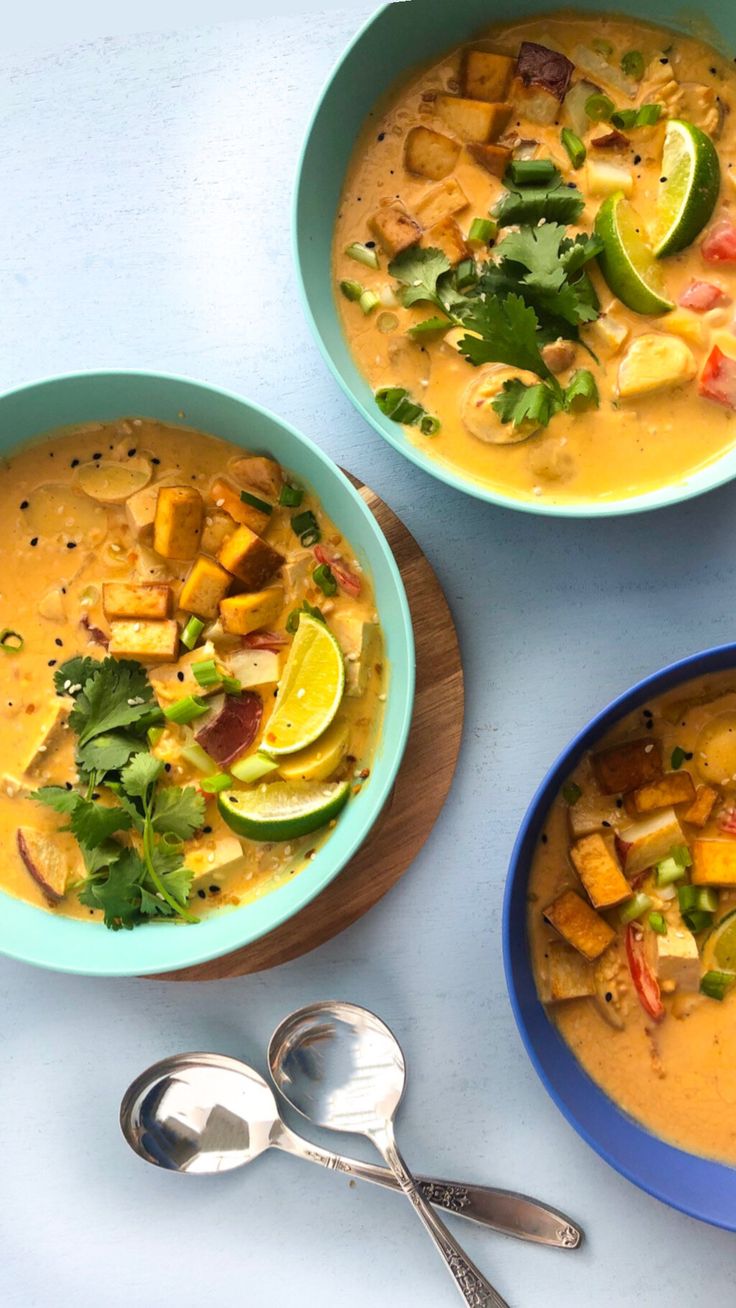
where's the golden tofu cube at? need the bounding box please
[629,770,696,816]
[423,216,469,266]
[468,142,512,177]
[537,942,596,1003]
[153,486,203,560]
[683,784,718,828]
[209,476,271,534]
[462,50,515,102]
[570,833,630,909]
[228,455,283,500]
[109,619,179,665]
[218,525,284,590]
[368,202,422,257]
[405,125,462,181]
[415,177,469,228]
[102,582,172,621]
[617,334,697,400]
[219,586,284,636]
[437,95,512,143]
[692,839,736,886]
[543,889,615,961]
[179,555,232,619]
[592,738,662,795]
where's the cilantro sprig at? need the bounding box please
[33,657,205,930]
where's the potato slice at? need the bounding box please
[76,457,152,503]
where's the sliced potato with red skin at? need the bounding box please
[17,828,70,903]
[516,41,574,101]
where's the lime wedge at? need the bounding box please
[218,780,351,841]
[263,614,345,756]
[653,119,720,258]
[595,192,674,315]
[703,908,736,973]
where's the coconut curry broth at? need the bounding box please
[528,671,736,1164]
[0,419,384,923]
[335,12,736,504]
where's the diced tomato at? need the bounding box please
[242,630,290,651]
[702,220,736,264]
[313,545,362,597]
[719,807,736,836]
[678,279,730,312]
[699,345,736,410]
[625,924,665,1023]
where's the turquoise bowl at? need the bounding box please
[0,371,415,976]
[294,0,735,517]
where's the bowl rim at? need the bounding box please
[292,1,736,520]
[503,641,736,1227]
[0,367,416,976]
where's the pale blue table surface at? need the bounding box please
[2,3,735,1304]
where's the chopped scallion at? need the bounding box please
[359,289,380,315]
[620,892,653,925]
[419,413,441,436]
[163,695,210,725]
[279,484,303,508]
[592,38,614,56]
[678,885,718,914]
[200,772,232,795]
[345,241,380,271]
[286,601,325,635]
[610,103,662,130]
[291,510,319,540]
[374,387,440,437]
[560,128,586,169]
[0,629,24,654]
[701,970,736,1001]
[181,742,219,774]
[584,92,615,122]
[221,674,242,695]
[468,216,497,244]
[180,615,205,650]
[339,279,364,303]
[192,658,220,689]
[455,258,478,291]
[671,746,687,770]
[230,751,279,783]
[670,843,693,869]
[147,726,164,748]
[656,856,685,888]
[240,489,273,515]
[313,563,338,597]
[621,49,645,80]
[648,911,667,935]
[506,158,558,186]
[562,781,582,806]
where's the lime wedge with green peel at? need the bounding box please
[263,614,345,756]
[218,780,351,841]
[703,908,736,973]
[652,119,720,258]
[595,193,674,315]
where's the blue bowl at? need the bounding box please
[0,371,415,977]
[504,643,736,1228]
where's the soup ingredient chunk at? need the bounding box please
[109,618,180,664]
[102,582,172,621]
[154,486,204,559]
[570,833,630,909]
[591,737,662,793]
[543,889,616,960]
[16,828,73,903]
[405,125,461,180]
[217,525,283,589]
[263,614,345,755]
[195,693,263,768]
[179,555,232,618]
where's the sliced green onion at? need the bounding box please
[279,484,303,508]
[635,103,662,126]
[147,726,164,748]
[286,601,325,635]
[231,751,280,783]
[656,857,685,888]
[391,397,424,424]
[240,489,272,515]
[163,695,210,725]
[345,241,379,270]
[592,38,614,57]
[455,257,479,291]
[180,615,205,651]
[585,92,615,122]
[670,843,693,869]
[291,510,318,538]
[620,892,653,925]
[313,564,338,597]
[561,128,586,169]
[300,527,320,547]
[562,781,582,806]
[507,158,558,186]
[221,674,242,695]
[339,279,364,303]
[700,969,736,1001]
[683,909,714,932]
[678,885,718,914]
[0,629,24,654]
[408,316,452,339]
[374,387,439,437]
[200,772,232,795]
[419,414,441,436]
[192,659,221,689]
[181,742,219,773]
[468,216,497,244]
[671,746,687,770]
[610,108,637,129]
[648,911,667,935]
[375,386,409,417]
[621,49,645,80]
[359,289,380,315]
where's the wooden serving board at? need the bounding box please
[156,476,464,980]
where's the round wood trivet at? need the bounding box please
[156,476,464,980]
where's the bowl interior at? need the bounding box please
[503,642,736,1227]
[294,0,736,517]
[0,371,415,976]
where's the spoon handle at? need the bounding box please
[276,1129,580,1248]
[372,1125,510,1308]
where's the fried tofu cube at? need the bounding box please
[149,641,221,705]
[629,770,696,816]
[543,889,615,960]
[405,125,462,180]
[617,334,697,400]
[369,202,422,256]
[330,614,379,697]
[209,476,271,534]
[437,95,512,142]
[153,486,204,560]
[228,455,283,500]
[179,555,232,619]
[618,808,685,876]
[423,217,469,266]
[218,526,284,590]
[683,784,718,828]
[468,142,512,177]
[592,738,663,795]
[415,177,469,227]
[570,833,631,909]
[653,926,700,992]
[219,586,285,636]
[462,50,515,102]
[102,582,172,621]
[536,942,596,1003]
[109,619,179,665]
[692,839,736,886]
[21,701,69,775]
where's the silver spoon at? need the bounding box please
[119,1051,581,1249]
[269,1001,510,1308]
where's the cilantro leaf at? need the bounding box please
[150,842,194,905]
[491,379,565,429]
[389,246,451,308]
[70,658,155,745]
[458,294,553,381]
[70,798,133,848]
[54,656,100,698]
[79,848,147,930]
[121,752,164,798]
[564,369,600,411]
[77,732,148,776]
[82,842,122,876]
[151,786,205,841]
[493,178,585,228]
[31,785,80,816]
[488,227,602,331]
[496,223,570,293]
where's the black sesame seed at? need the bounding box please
[71,458,80,468]
[92,451,102,460]
[55,638,63,647]
[633,154,641,165]
[660,56,669,64]
[605,992,613,1003]
[602,820,611,827]
[616,797,623,808]
[177,671,185,682]
[19,500,28,510]
[48,659,57,667]
[152,457,161,465]
[541,833,548,844]
[30,537,38,547]
[92,792,100,801]
[65,781,73,791]
[127,448,136,457]
[164,763,172,773]
[365,240,376,248]
[377,132,385,141]
[209,884,221,894]
[197,889,207,899]
[67,541,77,550]
[203,825,213,834]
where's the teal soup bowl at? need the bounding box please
[294,0,736,517]
[0,372,415,976]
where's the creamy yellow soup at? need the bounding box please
[529,670,736,1165]
[335,11,736,505]
[0,418,384,925]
